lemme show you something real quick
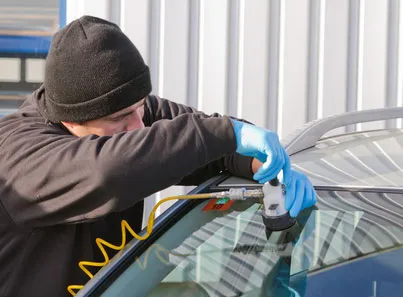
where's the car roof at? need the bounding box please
[219,107,403,192]
[218,128,403,191]
[289,129,403,190]
[283,106,403,192]
[220,129,403,193]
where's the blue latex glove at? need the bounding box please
[283,169,316,217]
[231,119,290,183]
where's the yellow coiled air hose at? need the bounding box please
[67,193,213,296]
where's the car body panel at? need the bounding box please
[305,247,403,297]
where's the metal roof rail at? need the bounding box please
[283,107,403,155]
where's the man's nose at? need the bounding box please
[126,111,145,131]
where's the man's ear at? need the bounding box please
[61,121,75,129]
[60,121,81,136]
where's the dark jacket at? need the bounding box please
[0,89,253,297]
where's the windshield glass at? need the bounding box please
[97,190,403,297]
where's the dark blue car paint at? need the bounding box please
[306,247,403,297]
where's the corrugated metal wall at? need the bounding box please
[66,0,403,222]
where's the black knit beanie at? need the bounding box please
[37,15,152,122]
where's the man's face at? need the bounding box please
[62,99,146,137]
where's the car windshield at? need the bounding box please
[95,189,403,297]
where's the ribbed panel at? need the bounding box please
[62,0,403,221]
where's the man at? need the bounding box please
[0,16,315,297]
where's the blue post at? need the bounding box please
[59,0,67,28]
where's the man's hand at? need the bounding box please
[230,119,316,217]
[251,158,316,218]
[251,158,263,175]
[231,119,290,183]
[283,170,316,217]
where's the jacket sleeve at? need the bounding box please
[144,95,254,184]
[0,99,238,227]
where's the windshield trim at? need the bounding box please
[210,183,403,194]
